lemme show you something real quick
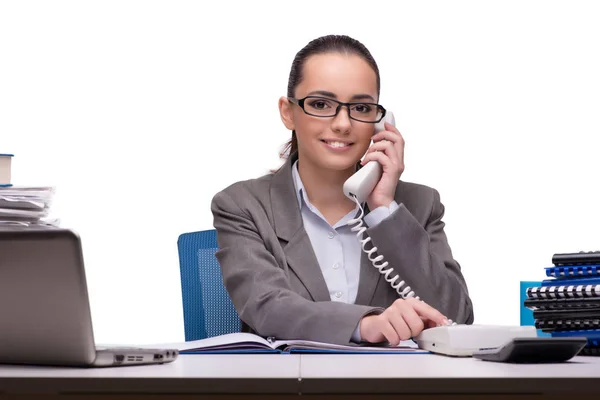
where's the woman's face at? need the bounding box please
[287,52,379,172]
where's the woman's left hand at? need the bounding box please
[361,122,405,210]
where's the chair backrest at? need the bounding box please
[177,229,241,341]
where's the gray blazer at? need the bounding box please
[211,152,474,345]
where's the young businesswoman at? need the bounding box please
[211,35,473,346]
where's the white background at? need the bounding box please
[1,0,599,345]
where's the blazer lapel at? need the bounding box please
[282,229,332,302]
[269,153,331,302]
[354,250,383,305]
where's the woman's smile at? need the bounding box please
[320,138,355,152]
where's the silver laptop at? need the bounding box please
[0,227,178,367]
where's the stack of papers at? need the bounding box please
[0,186,58,227]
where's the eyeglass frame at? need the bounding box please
[288,96,387,123]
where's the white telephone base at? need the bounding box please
[413,325,538,357]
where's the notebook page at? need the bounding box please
[132,332,274,352]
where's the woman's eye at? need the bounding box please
[309,101,329,109]
[353,104,372,113]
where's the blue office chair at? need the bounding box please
[178,229,241,341]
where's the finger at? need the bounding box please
[372,126,404,145]
[378,317,401,346]
[400,307,426,337]
[386,311,413,341]
[361,150,393,170]
[363,142,399,167]
[372,130,404,145]
[384,121,402,135]
[367,140,401,165]
[411,300,449,326]
[364,140,396,157]
[372,131,405,166]
[424,317,444,329]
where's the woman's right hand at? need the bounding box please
[359,298,450,346]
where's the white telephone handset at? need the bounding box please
[342,112,418,299]
[342,112,396,204]
[341,111,465,341]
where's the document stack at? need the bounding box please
[0,153,12,187]
[524,252,600,356]
[0,153,58,228]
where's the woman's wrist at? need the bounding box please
[367,197,394,211]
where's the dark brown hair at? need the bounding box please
[279,35,381,160]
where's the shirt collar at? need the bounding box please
[291,160,364,208]
[291,159,366,229]
[291,160,306,208]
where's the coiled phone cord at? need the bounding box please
[347,195,457,326]
[347,195,418,300]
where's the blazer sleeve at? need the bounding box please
[211,189,383,345]
[365,188,474,324]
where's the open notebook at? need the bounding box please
[143,333,429,354]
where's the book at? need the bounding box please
[140,332,429,355]
[0,154,13,187]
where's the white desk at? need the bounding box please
[300,354,600,397]
[1,354,600,399]
[0,354,301,398]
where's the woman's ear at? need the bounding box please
[278,96,295,131]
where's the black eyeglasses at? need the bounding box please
[288,96,386,123]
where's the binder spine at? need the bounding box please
[579,345,600,356]
[528,256,600,356]
[525,299,600,311]
[545,265,600,278]
[535,318,600,332]
[542,277,600,286]
[526,284,600,299]
[549,330,600,355]
[550,329,600,339]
